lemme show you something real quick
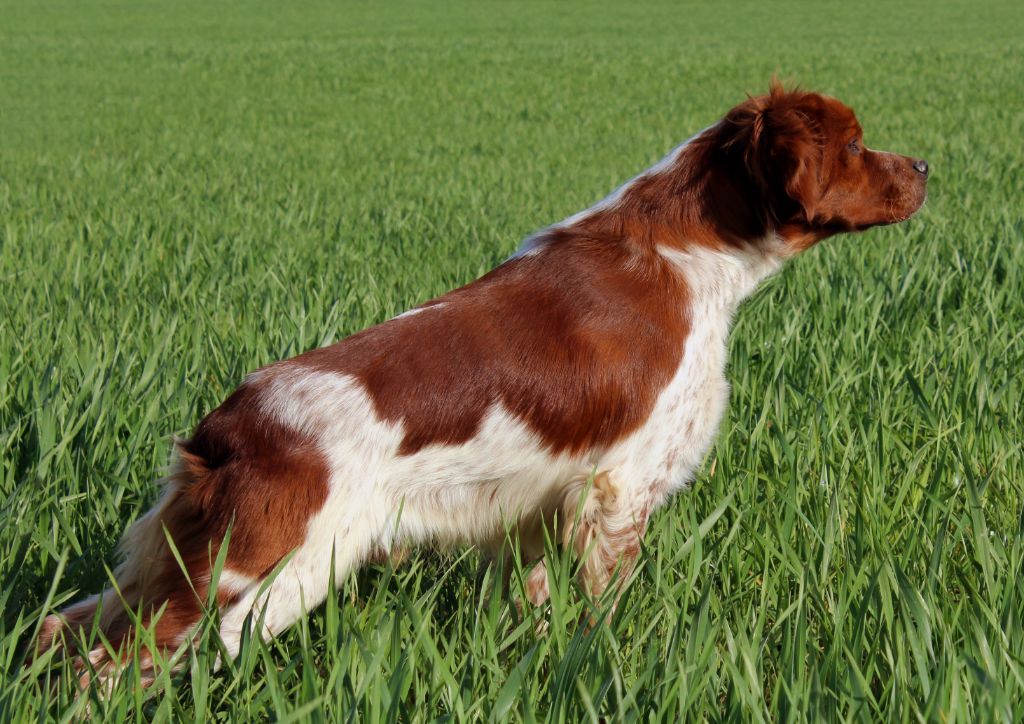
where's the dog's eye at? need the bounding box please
[847,138,860,154]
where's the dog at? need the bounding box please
[38,83,928,683]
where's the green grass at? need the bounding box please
[2,0,1023,719]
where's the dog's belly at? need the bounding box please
[385,405,593,550]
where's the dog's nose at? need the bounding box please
[912,159,929,177]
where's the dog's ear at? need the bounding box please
[726,84,823,224]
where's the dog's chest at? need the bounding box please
[604,245,783,498]
[614,301,733,495]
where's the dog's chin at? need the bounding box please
[853,189,928,229]
[785,198,925,243]
[884,199,927,226]
[889,185,929,225]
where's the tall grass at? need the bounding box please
[1,0,1022,719]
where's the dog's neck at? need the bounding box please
[516,124,792,262]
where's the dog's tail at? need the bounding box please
[35,445,228,685]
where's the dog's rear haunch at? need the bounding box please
[38,83,928,684]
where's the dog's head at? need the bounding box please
[723,83,929,250]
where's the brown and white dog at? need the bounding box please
[39,83,928,680]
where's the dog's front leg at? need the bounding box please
[516,470,653,613]
[564,471,650,607]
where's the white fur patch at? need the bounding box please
[394,302,445,320]
[214,569,258,595]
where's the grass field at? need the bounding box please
[2,0,1023,719]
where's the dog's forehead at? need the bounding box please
[818,96,861,136]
